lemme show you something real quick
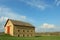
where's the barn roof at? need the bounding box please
[4,19,35,28]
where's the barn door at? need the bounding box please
[7,26,10,34]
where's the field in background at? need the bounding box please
[0,34,60,40]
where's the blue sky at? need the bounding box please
[0,0,60,32]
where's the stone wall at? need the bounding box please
[13,25,35,37]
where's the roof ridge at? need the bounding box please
[7,19,35,27]
[9,19,31,24]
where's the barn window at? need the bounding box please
[31,30,33,32]
[31,34,32,36]
[23,34,25,37]
[27,34,29,37]
[27,30,29,32]
[23,30,25,32]
[18,30,20,32]
[18,34,19,37]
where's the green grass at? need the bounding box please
[0,34,60,40]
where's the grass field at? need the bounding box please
[0,34,60,40]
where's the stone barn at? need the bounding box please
[4,19,35,37]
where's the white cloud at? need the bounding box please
[0,16,8,22]
[55,0,60,6]
[0,6,35,23]
[0,6,27,21]
[35,23,56,32]
[0,6,35,32]
[57,1,60,6]
[20,16,26,19]
[55,0,58,2]
[20,0,51,10]
[41,23,55,28]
